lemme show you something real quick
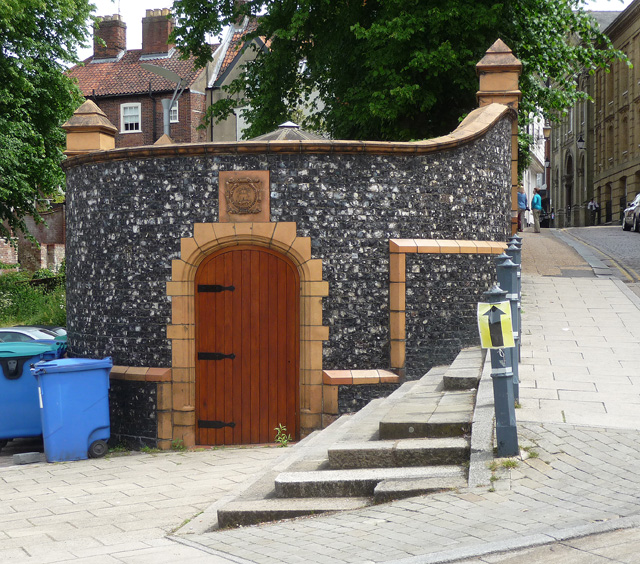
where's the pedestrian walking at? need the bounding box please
[531,187,543,233]
[587,198,599,226]
[517,185,528,232]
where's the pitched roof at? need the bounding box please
[67,47,218,98]
[218,19,260,79]
[210,17,268,87]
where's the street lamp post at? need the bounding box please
[140,63,188,138]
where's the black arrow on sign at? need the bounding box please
[483,305,506,347]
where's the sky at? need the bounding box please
[76,0,174,61]
[75,0,637,61]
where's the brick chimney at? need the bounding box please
[142,9,175,55]
[93,15,126,59]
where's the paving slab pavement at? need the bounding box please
[3,227,640,563]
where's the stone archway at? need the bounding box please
[166,222,328,447]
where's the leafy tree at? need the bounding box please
[171,0,624,145]
[0,0,93,240]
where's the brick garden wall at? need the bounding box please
[64,114,512,379]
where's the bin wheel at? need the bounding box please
[0,439,8,452]
[88,440,108,459]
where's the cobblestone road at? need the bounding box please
[564,226,640,283]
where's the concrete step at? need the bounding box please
[217,497,372,529]
[379,389,475,440]
[328,437,470,469]
[274,465,465,498]
[442,347,485,391]
[374,475,468,503]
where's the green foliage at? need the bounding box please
[274,423,292,447]
[0,270,66,327]
[0,0,93,240]
[171,0,624,148]
[171,439,187,451]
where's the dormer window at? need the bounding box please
[121,103,141,133]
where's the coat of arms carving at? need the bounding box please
[224,177,263,215]
[218,170,270,223]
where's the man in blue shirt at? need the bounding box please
[531,187,543,233]
[517,186,528,232]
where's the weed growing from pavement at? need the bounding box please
[106,444,130,457]
[171,439,187,451]
[522,446,539,458]
[502,459,518,469]
[141,446,161,454]
[171,511,203,534]
[274,424,292,447]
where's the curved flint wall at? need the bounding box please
[64,110,512,375]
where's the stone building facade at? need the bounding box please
[592,3,640,225]
[548,8,640,227]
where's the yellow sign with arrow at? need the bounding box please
[477,301,515,349]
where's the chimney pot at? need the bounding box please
[93,14,126,59]
[142,8,175,55]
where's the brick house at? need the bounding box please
[66,9,217,146]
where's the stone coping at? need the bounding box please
[322,369,400,386]
[389,239,508,255]
[62,103,513,169]
[110,365,171,382]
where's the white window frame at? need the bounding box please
[121,103,142,133]
[169,100,179,123]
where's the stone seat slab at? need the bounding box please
[328,437,470,469]
[275,466,465,498]
[217,498,372,528]
[379,388,475,439]
[374,476,468,503]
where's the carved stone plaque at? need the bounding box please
[218,170,270,223]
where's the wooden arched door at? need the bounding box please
[195,246,300,445]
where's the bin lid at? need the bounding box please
[32,356,113,375]
[0,342,58,358]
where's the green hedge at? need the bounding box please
[0,267,66,327]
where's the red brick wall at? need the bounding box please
[0,238,18,265]
[94,91,207,147]
[23,204,65,245]
[0,205,65,271]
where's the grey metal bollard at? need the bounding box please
[505,242,522,361]
[496,255,520,402]
[482,285,519,457]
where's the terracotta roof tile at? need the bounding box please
[67,47,218,97]
[218,19,260,79]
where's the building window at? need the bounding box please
[568,107,574,133]
[121,103,141,133]
[169,100,179,123]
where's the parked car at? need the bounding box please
[0,327,63,343]
[622,193,640,232]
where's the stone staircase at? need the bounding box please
[217,347,484,529]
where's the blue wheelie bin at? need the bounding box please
[0,342,59,450]
[32,357,112,462]
[33,335,68,358]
